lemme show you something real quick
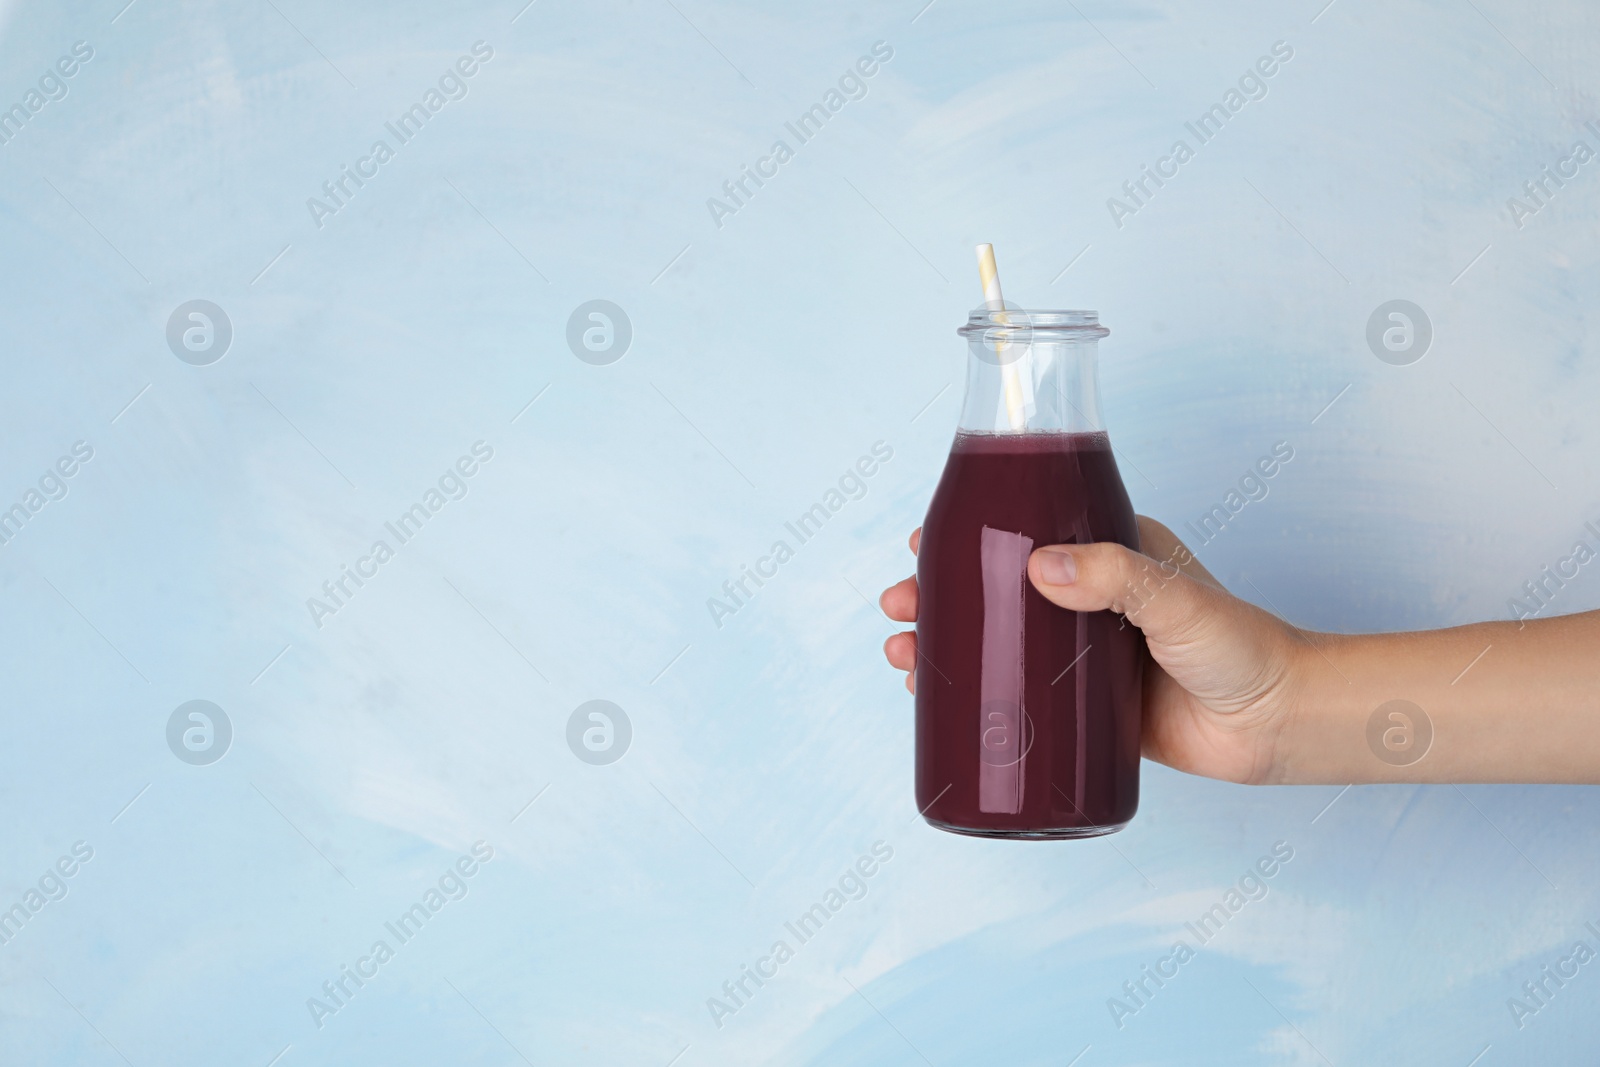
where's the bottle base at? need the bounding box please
[923,815,1130,840]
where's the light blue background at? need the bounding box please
[2,0,1599,1063]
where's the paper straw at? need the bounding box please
[975,243,1029,431]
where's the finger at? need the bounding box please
[905,671,915,694]
[909,527,921,555]
[1027,540,1239,649]
[1134,515,1222,590]
[880,576,919,622]
[883,631,916,671]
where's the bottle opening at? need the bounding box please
[957,308,1109,343]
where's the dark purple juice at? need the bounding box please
[915,431,1144,837]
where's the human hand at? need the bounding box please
[880,517,1311,785]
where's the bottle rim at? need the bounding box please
[957,308,1109,340]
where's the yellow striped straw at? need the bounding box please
[975,243,1029,431]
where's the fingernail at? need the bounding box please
[1036,548,1076,585]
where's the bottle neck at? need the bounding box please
[955,311,1109,434]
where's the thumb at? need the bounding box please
[1027,542,1224,648]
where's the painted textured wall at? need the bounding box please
[2,0,1598,1063]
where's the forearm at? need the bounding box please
[1273,611,1600,784]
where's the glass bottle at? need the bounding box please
[915,308,1144,838]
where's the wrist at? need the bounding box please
[1267,628,1382,785]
